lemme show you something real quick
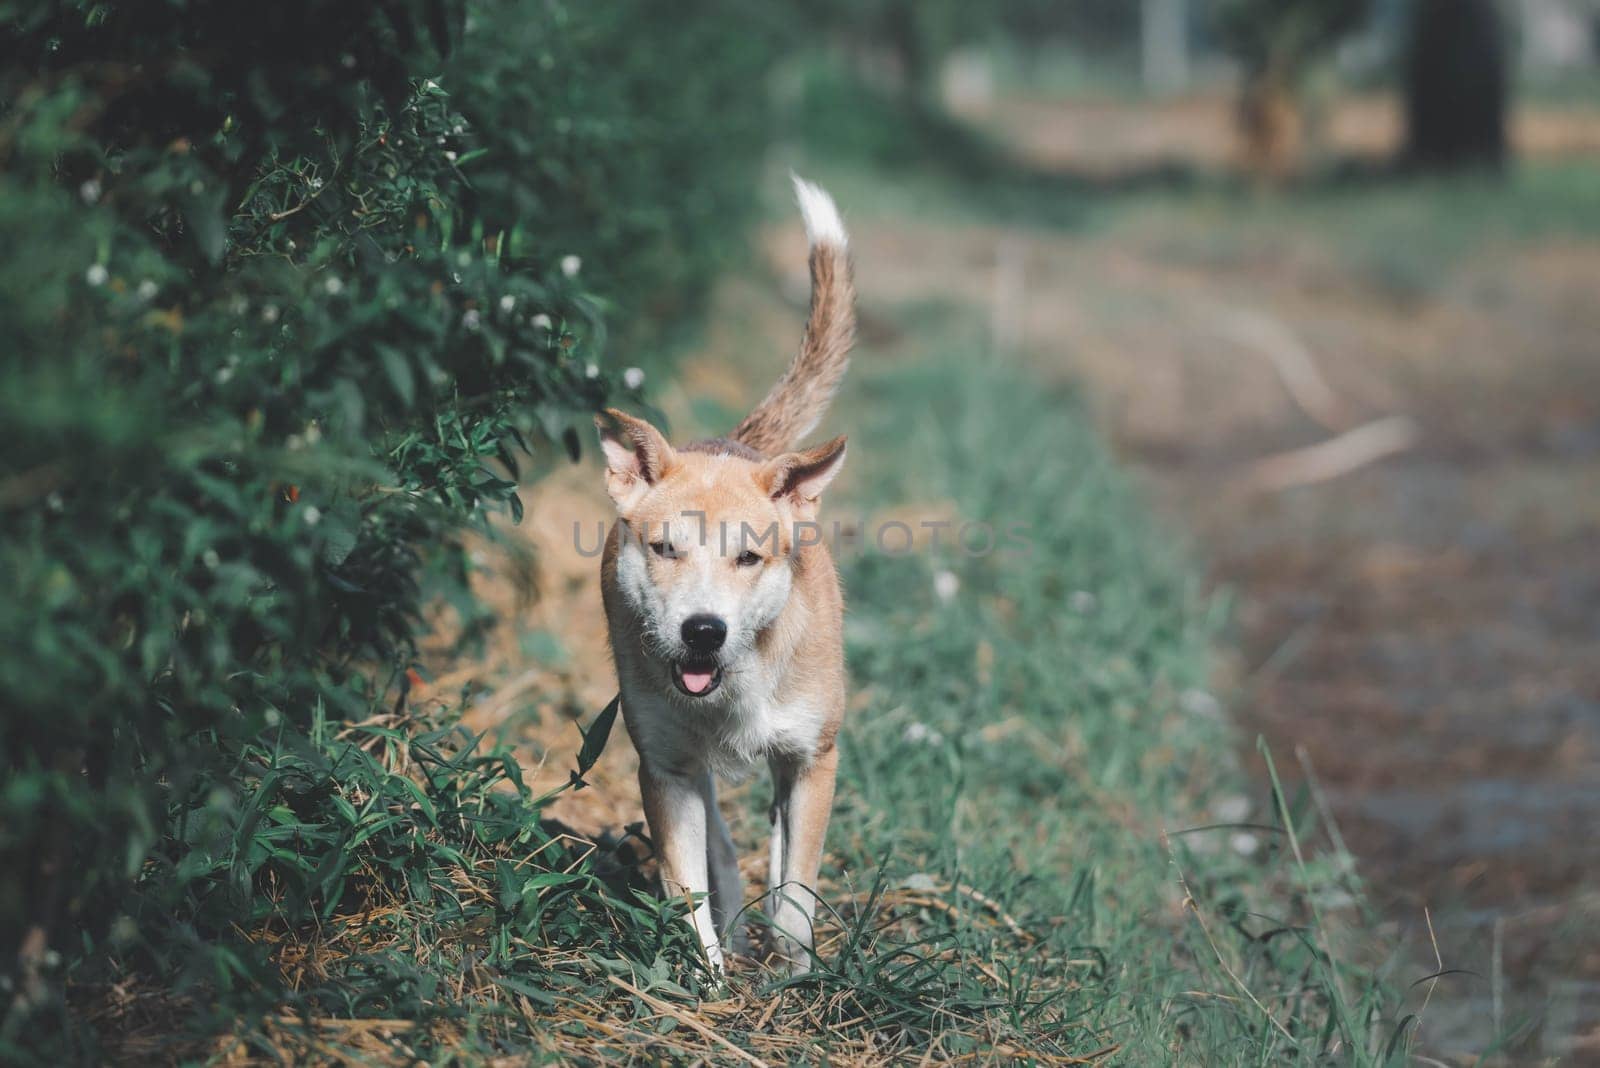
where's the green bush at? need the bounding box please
[0,1,778,1057]
[450,0,783,350]
[1209,0,1371,85]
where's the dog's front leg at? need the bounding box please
[767,743,839,974]
[639,762,724,973]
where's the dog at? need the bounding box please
[594,176,854,975]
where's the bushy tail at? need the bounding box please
[730,175,855,456]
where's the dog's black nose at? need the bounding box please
[681,614,727,654]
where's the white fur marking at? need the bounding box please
[791,173,847,250]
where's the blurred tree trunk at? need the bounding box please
[883,0,937,108]
[1404,0,1509,169]
[1238,59,1302,182]
[1142,0,1190,95]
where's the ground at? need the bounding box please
[955,90,1600,1057]
[409,91,1600,1061]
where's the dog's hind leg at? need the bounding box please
[699,771,746,952]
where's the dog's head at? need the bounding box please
[596,408,845,701]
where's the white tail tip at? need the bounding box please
[791,173,847,249]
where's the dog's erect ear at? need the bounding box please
[595,408,674,512]
[761,435,846,521]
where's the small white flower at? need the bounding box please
[531,313,552,331]
[903,722,945,746]
[1180,689,1222,721]
[304,421,321,445]
[215,365,234,385]
[1315,889,1358,910]
[264,708,281,726]
[1230,832,1260,858]
[1069,590,1097,614]
[261,304,280,323]
[933,569,960,603]
[499,294,516,313]
[444,150,457,162]
[45,492,64,513]
[309,176,323,190]
[340,53,356,69]
[424,79,440,91]
[623,367,645,390]
[136,279,158,301]
[79,179,102,204]
[1212,796,1251,824]
[452,272,461,284]
[86,264,109,286]
[303,506,322,526]
[560,254,581,277]
[584,362,599,379]
[452,123,465,135]
[202,549,221,570]
[323,275,343,295]
[109,916,138,946]
[462,308,481,331]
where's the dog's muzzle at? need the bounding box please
[672,658,724,698]
[674,614,727,697]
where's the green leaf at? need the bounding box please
[492,975,557,1008]
[393,774,439,826]
[377,344,417,407]
[573,693,620,785]
[182,184,228,264]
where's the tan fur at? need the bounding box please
[593,181,855,975]
[731,241,854,455]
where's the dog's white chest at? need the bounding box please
[716,688,826,770]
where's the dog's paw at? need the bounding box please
[703,940,726,977]
[772,936,817,979]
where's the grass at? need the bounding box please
[69,301,1408,1066]
[59,72,1473,1064]
[795,324,1401,1062]
[1119,160,1600,301]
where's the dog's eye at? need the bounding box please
[649,541,675,558]
[735,550,762,568]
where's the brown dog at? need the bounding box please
[595,177,854,974]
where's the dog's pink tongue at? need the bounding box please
[681,669,715,694]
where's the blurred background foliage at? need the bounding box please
[1,0,1589,1060]
[0,0,774,1057]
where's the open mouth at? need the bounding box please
[672,659,724,698]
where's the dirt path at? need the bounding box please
[422,96,1600,1056]
[955,95,1600,1058]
